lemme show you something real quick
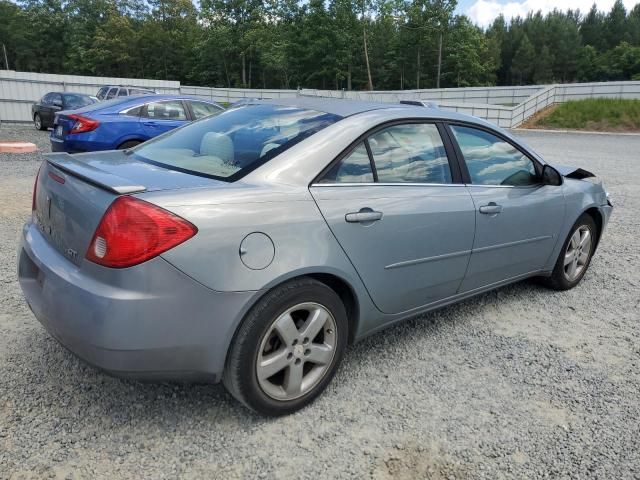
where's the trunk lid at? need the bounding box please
[34,151,223,265]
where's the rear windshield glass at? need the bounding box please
[130,104,341,181]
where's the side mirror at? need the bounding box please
[541,164,562,186]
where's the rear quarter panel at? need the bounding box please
[140,185,381,338]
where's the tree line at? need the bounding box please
[1,0,640,91]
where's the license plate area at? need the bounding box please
[55,125,63,137]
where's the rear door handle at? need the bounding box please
[345,209,383,223]
[479,202,503,214]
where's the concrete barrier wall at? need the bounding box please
[2,70,640,127]
[0,70,180,122]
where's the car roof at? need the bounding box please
[249,96,484,125]
[61,94,218,114]
[252,97,404,117]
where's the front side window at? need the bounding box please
[144,100,187,120]
[131,104,341,181]
[368,124,451,184]
[106,88,118,100]
[451,125,538,186]
[190,101,223,120]
[42,93,54,104]
[319,122,452,184]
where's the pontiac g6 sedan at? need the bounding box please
[19,99,612,415]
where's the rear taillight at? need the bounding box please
[32,164,42,211]
[86,197,197,268]
[68,114,100,134]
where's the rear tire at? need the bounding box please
[223,277,348,416]
[34,114,46,131]
[541,213,597,290]
[117,140,141,150]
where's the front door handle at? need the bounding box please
[479,202,503,214]
[345,209,383,223]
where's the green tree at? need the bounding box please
[510,34,535,84]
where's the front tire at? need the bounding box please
[223,277,348,416]
[34,114,46,131]
[542,213,597,290]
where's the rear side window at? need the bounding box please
[117,88,129,97]
[131,104,341,181]
[63,94,93,109]
[450,125,538,186]
[144,101,187,120]
[190,101,222,120]
[368,124,451,184]
[321,143,373,183]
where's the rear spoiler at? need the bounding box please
[44,152,146,195]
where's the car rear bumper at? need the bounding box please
[18,221,258,382]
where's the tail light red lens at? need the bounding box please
[86,197,197,268]
[68,114,100,134]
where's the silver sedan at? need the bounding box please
[18,98,612,415]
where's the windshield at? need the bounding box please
[131,104,341,181]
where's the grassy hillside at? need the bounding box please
[533,98,640,132]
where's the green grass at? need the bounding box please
[535,98,640,131]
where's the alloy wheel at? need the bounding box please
[564,225,592,282]
[256,302,337,401]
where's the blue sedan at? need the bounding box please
[50,95,224,153]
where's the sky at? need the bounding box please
[457,0,640,27]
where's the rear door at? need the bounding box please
[310,122,476,314]
[140,100,189,137]
[447,124,566,292]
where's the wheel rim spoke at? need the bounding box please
[283,363,304,396]
[564,251,574,266]
[300,307,328,342]
[274,313,299,346]
[580,230,591,249]
[578,251,590,264]
[257,349,289,380]
[306,344,333,366]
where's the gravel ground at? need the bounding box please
[0,124,638,479]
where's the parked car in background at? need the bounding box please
[23,99,612,415]
[96,85,157,101]
[50,94,224,153]
[32,92,96,130]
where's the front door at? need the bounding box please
[448,124,566,292]
[310,122,476,314]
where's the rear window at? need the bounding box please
[130,104,341,181]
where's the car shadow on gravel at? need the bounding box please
[7,279,552,428]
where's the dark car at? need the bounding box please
[96,85,157,101]
[32,92,96,130]
[50,94,224,153]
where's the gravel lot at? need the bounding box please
[0,124,638,479]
